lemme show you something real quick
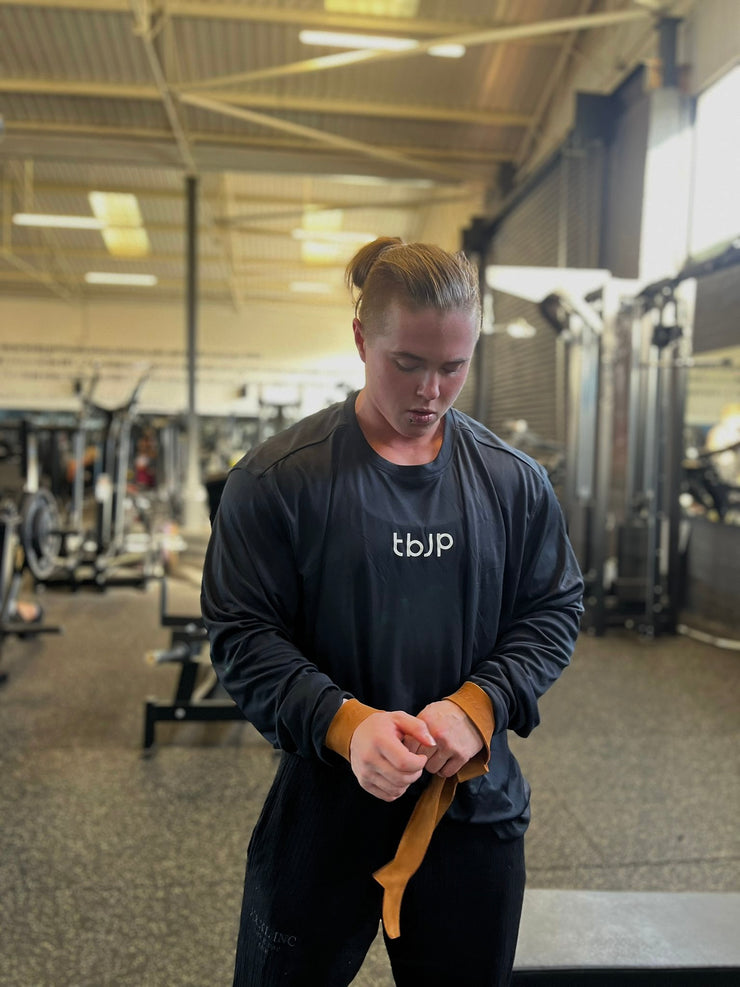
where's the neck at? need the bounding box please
[354,391,444,465]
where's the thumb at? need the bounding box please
[391,711,436,748]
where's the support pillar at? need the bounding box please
[182,173,208,532]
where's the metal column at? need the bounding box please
[182,174,206,531]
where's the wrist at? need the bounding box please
[325,698,378,762]
[444,682,494,767]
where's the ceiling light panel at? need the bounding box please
[300,241,345,265]
[102,227,151,258]
[299,31,417,53]
[302,208,344,232]
[300,31,464,58]
[324,0,420,16]
[12,213,103,230]
[89,191,143,228]
[84,272,157,286]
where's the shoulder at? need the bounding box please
[233,399,350,480]
[449,408,550,488]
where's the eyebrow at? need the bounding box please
[392,351,469,366]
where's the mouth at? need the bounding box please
[406,408,437,426]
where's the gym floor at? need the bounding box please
[1,533,738,987]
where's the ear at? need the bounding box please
[353,318,367,363]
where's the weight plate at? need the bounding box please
[20,489,62,580]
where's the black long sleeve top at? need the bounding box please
[201,393,584,835]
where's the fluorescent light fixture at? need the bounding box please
[89,191,143,228]
[325,0,419,16]
[84,272,157,286]
[302,208,343,232]
[428,44,465,58]
[324,0,417,14]
[102,226,151,258]
[13,213,103,230]
[300,241,344,264]
[328,174,434,188]
[289,281,332,294]
[299,29,464,58]
[292,228,374,244]
[300,30,416,52]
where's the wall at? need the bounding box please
[0,294,364,418]
[682,0,740,93]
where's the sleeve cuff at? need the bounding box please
[444,681,495,778]
[324,698,378,762]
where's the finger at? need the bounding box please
[375,753,425,787]
[436,758,463,778]
[376,735,429,774]
[362,772,409,802]
[391,711,436,748]
[424,751,449,775]
[427,753,465,777]
[424,748,464,775]
[403,736,422,755]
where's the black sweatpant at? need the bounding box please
[233,752,525,987]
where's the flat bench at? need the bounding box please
[513,890,740,985]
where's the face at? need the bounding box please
[353,299,478,444]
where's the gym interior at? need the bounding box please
[1,2,738,985]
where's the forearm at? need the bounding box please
[201,468,347,760]
[470,599,582,737]
[205,615,347,757]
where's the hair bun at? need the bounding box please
[346,236,404,291]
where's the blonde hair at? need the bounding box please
[346,236,481,335]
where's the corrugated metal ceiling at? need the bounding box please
[0,0,695,305]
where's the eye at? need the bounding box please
[394,360,420,373]
[442,363,465,376]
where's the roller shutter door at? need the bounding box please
[693,265,740,353]
[487,161,561,442]
[480,142,604,444]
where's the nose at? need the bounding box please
[416,373,440,401]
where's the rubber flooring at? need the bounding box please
[0,534,738,986]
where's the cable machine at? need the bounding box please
[543,275,694,636]
[482,263,696,637]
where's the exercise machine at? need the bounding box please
[540,276,695,636]
[485,264,696,637]
[142,578,244,751]
[20,371,165,591]
[0,497,61,681]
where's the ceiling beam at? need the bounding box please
[215,189,480,229]
[0,249,74,299]
[515,0,594,169]
[180,93,474,184]
[3,120,513,170]
[179,7,652,88]
[10,180,480,215]
[0,78,530,128]
[1,246,358,274]
[0,266,349,305]
[2,160,81,299]
[2,1,563,44]
[129,0,197,173]
[189,91,532,129]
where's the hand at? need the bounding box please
[414,700,483,778]
[350,711,436,802]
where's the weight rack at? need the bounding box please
[142,577,244,751]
